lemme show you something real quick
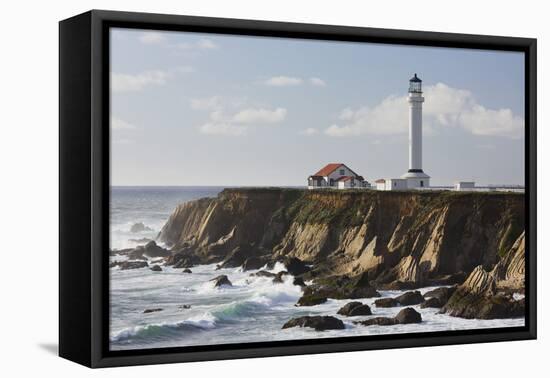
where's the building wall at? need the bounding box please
[385,179,408,190]
[408,93,424,171]
[337,178,361,189]
[308,177,328,189]
[326,165,357,184]
[454,181,475,191]
[406,177,430,189]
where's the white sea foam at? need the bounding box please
[513,293,525,301]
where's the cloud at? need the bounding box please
[139,32,166,44]
[177,38,219,51]
[111,117,136,130]
[111,117,137,144]
[265,76,303,87]
[176,66,195,74]
[199,123,246,136]
[264,76,327,87]
[232,108,287,124]
[111,70,169,93]
[325,83,523,139]
[310,77,327,87]
[190,96,223,111]
[477,143,496,149]
[196,101,287,136]
[300,127,319,136]
[197,39,219,50]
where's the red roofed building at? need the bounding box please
[307,163,369,189]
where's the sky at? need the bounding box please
[110,28,525,186]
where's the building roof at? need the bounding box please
[336,176,353,182]
[375,179,386,183]
[313,163,344,177]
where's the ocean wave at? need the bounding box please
[111,313,217,343]
[211,301,265,322]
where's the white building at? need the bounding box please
[400,73,430,189]
[375,178,408,191]
[375,179,387,191]
[376,74,431,191]
[308,163,369,189]
[454,181,476,191]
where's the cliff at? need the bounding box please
[159,188,525,292]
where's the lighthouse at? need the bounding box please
[401,73,430,188]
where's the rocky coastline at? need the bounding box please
[111,188,525,327]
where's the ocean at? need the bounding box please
[109,186,524,351]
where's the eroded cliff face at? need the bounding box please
[159,188,525,291]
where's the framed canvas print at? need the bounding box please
[59,10,537,368]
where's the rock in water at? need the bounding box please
[173,257,195,269]
[355,317,397,326]
[293,277,306,287]
[296,286,328,306]
[219,245,257,269]
[150,265,162,272]
[251,270,276,278]
[129,241,170,259]
[179,304,191,310]
[241,256,267,271]
[423,286,457,303]
[211,275,232,287]
[272,271,289,284]
[282,316,345,331]
[421,286,457,308]
[283,257,311,276]
[394,307,422,324]
[143,308,163,314]
[166,249,200,267]
[182,268,192,273]
[355,307,422,326]
[130,222,153,233]
[296,273,380,305]
[143,240,171,258]
[441,265,524,319]
[119,261,148,270]
[421,297,442,308]
[337,302,372,316]
[374,298,399,308]
[395,291,425,306]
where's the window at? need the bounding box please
[339,169,345,175]
[420,180,424,187]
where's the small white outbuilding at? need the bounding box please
[454,181,476,191]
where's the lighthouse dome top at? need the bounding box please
[409,73,422,82]
[409,73,422,93]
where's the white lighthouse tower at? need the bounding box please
[401,73,430,188]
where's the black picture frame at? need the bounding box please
[59,9,537,368]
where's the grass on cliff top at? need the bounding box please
[221,187,522,197]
